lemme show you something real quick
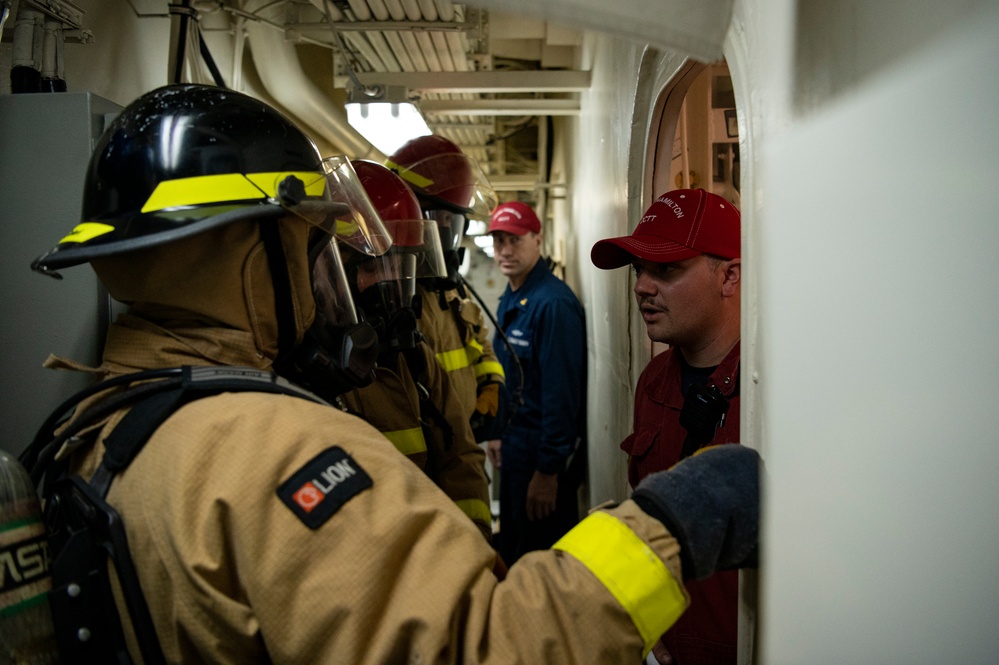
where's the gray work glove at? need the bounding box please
[632,444,760,581]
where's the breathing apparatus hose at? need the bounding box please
[458,275,524,430]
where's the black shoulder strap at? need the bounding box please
[399,347,455,450]
[41,365,327,665]
[88,366,328,497]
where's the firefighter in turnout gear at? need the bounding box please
[387,136,508,441]
[330,160,492,540]
[27,84,760,665]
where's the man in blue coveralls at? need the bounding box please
[486,201,586,564]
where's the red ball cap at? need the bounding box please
[590,189,740,269]
[488,201,541,236]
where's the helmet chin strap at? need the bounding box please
[258,219,298,364]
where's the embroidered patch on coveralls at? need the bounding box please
[277,447,373,529]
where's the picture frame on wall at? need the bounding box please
[725,109,738,138]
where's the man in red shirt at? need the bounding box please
[591,189,742,665]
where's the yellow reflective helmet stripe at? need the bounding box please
[436,347,471,373]
[140,172,326,213]
[553,511,689,653]
[384,159,433,189]
[57,222,116,245]
[336,218,361,237]
[382,427,428,456]
[454,498,492,527]
[474,360,505,379]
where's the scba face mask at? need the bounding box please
[284,157,398,397]
[345,161,449,356]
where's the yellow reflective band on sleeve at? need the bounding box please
[436,347,472,373]
[382,427,427,456]
[384,159,434,189]
[474,360,506,379]
[58,222,115,245]
[464,339,484,365]
[454,498,492,526]
[553,511,689,653]
[141,172,325,213]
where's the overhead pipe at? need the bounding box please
[10,6,42,92]
[360,0,390,21]
[415,32,441,69]
[345,31,388,70]
[430,32,453,71]
[400,31,430,70]
[384,31,415,71]
[445,32,465,70]
[443,5,465,71]
[435,0,455,22]
[416,0,438,21]
[342,0,400,72]
[231,14,246,90]
[383,0,408,21]
[39,19,67,91]
[366,29,403,72]
[399,0,422,22]
[307,0,389,71]
[244,0,381,159]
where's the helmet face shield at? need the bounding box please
[319,156,393,258]
[348,218,445,307]
[305,156,408,339]
[386,152,498,220]
[339,215,443,354]
[413,219,447,279]
[311,238,360,331]
[458,160,500,221]
[423,208,467,255]
[387,218,447,280]
[354,253,418,313]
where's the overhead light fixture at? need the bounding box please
[346,83,432,156]
[465,218,489,236]
[473,233,494,258]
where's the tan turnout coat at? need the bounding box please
[417,284,505,421]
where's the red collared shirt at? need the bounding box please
[621,341,741,664]
[621,341,741,487]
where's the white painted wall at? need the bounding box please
[568,31,645,505]
[735,0,999,661]
[62,1,171,105]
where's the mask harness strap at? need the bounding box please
[259,218,298,365]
